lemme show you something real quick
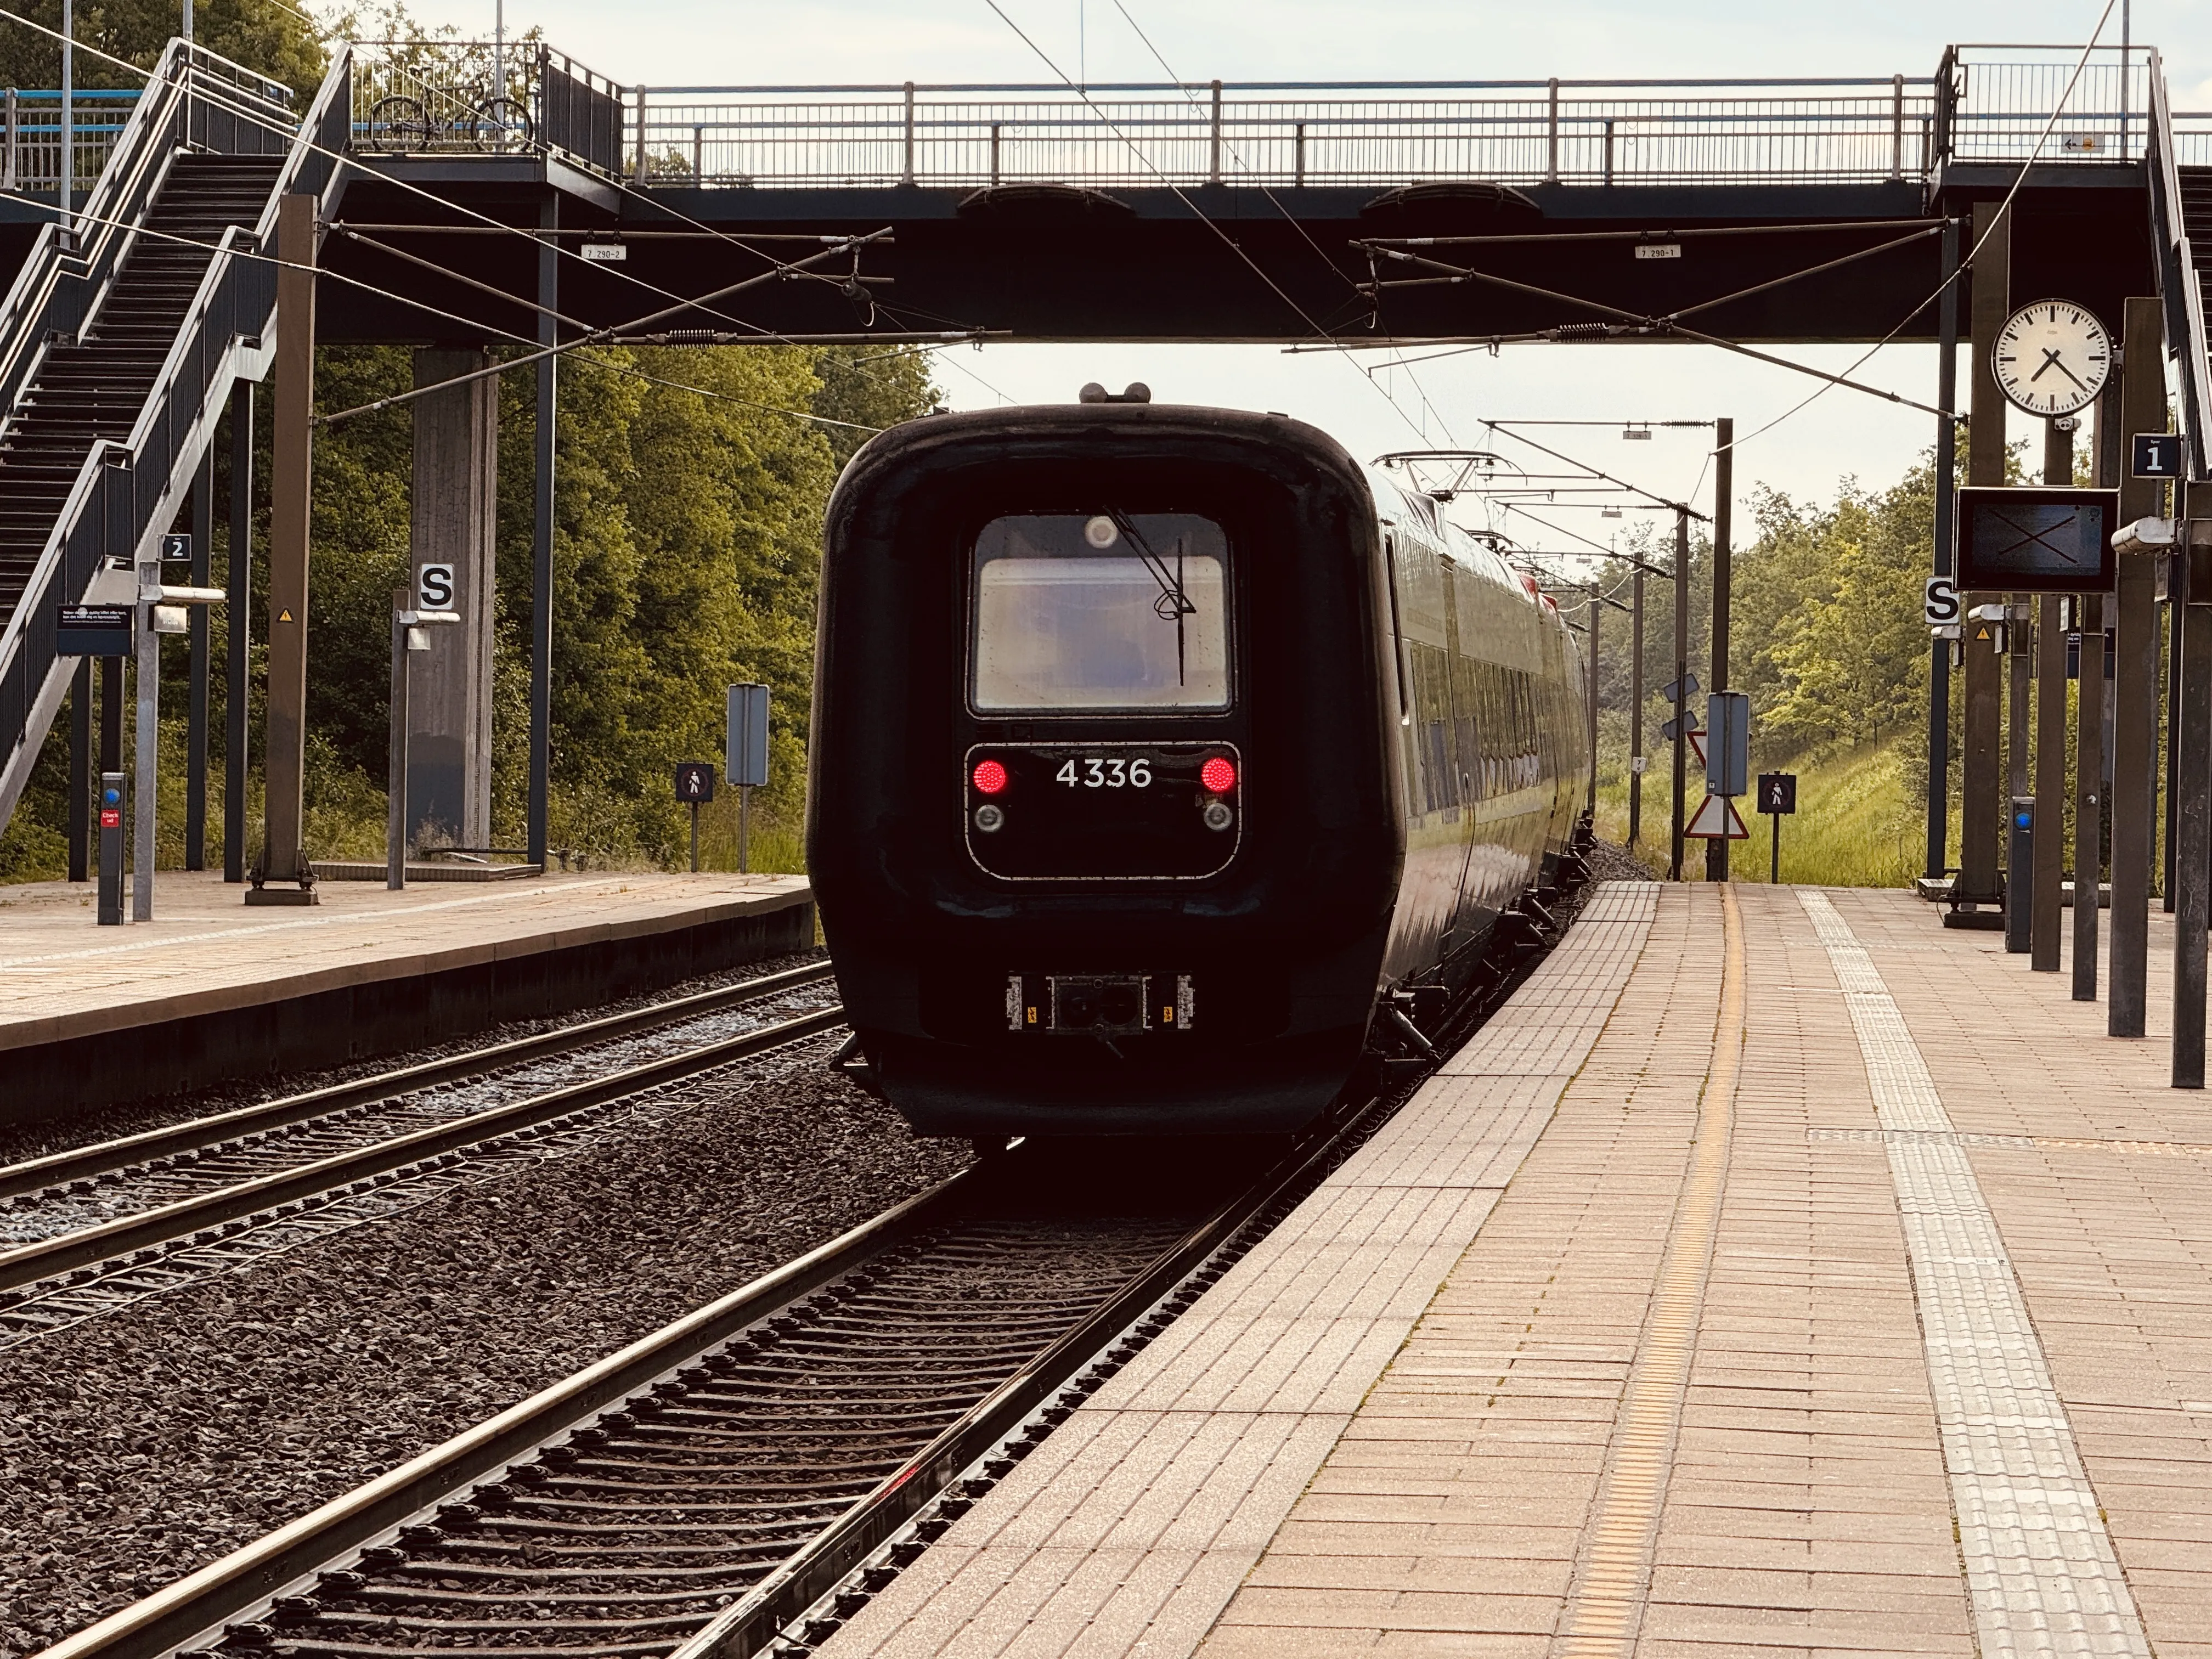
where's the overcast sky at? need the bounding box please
[428,0,2207,552]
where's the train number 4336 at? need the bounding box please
[1057,757,1153,788]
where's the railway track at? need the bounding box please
[0,963,843,1346]
[37,1094,1400,1659]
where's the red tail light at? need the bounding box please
[972,758,1009,795]
[1200,756,1238,794]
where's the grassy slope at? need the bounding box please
[1593,739,1921,888]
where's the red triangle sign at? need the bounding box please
[1685,793,1750,839]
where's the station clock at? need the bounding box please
[1992,301,2112,417]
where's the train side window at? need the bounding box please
[970,513,1231,712]
[1384,534,1411,723]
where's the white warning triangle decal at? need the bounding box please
[1685,793,1751,839]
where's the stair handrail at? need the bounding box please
[0,46,351,825]
[0,47,348,673]
[0,53,182,421]
[120,47,354,470]
[2146,52,2212,483]
[0,41,300,428]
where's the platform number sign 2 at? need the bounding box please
[416,563,455,611]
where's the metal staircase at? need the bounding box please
[0,39,353,830]
[2150,52,2212,486]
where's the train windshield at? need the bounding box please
[970,514,1231,712]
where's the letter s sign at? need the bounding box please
[1924,576,1960,627]
[417,563,455,611]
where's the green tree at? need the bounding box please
[0,0,325,94]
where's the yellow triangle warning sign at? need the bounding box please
[1685,793,1750,839]
[1974,625,1991,640]
[276,608,295,623]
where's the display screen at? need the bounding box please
[1955,489,2120,593]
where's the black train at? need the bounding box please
[808,399,1592,1137]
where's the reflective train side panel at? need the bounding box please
[808,403,1589,1137]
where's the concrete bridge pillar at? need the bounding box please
[405,348,499,850]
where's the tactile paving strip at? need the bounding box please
[1799,889,2152,1659]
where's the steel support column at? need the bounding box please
[1628,568,1644,847]
[67,658,88,883]
[225,381,252,884]
[2076,590,2104,1000]
[185,443,213,870]
[2033,590,2067,969]
[1928,217,1960,880]
[1705,417,1733,883]
[1584,588,1599,817]
[527,195,557,868]
[256,194,317,900]
[1960,200,2010,913]
[2174,561,2210,1087]
[2111,296,2168,1036]
[1670,507,1689,882]
[2030,420,2073,970]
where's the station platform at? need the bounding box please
[0,869,813,1118]
[826,881,2212,1658]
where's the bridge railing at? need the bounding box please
[624,78,1945,189]
[2147,52,2211,484]
[1939,45,2154,161]
[0,89,141,195]
[336,41,2187,190]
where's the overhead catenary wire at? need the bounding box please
[0,165,893,433]
[978,0,1450,448]
[1718,0,2124,455]
[1482,421,1706,519]
[0,9,960,403]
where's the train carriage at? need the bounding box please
[807,398,1590,1137]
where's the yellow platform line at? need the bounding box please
[1551,884,1745,1658]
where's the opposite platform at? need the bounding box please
[0,870,812,1116]
[823,881,2212,1658]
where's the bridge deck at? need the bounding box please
[822,882,2212,1658]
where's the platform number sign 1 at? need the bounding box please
[1757,772,1797,885]
[2132,434,2184,480]
[674,763,715,872]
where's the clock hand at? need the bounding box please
[2028,346,2089,392]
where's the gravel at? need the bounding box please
[1584,837,1659,884]
[0,947,831,1170]
[0,1046,967,1657]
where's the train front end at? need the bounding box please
[808,403,1405,1137]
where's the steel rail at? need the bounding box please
[36,1080,1396,1659]
[0,961,837,1203]
[0,998,846,1293]
[671,1084,1398,1659]
[31,1167,966,1659]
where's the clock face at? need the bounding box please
[1994,301,2112,417]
